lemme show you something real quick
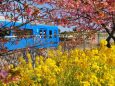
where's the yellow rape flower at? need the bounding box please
[92,49,98,55]
[100,40,107,46]
[91,62,100,72]
[90,74,98,84]
[28,63,33,69]
[27,53,31,58]
[74,72,83,80]
[48,77,57,86]
[45,58,56,68]
[81,81,90,86]
[42,65,51,75]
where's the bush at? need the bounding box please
[0,40,115,86]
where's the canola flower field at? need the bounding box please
[0,40,115,86]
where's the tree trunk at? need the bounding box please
[106,27,115,48]
[101,24,115,48]
[106,36,111,48]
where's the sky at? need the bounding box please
[58,26,73,32]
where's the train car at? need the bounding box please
[0,21,59,51]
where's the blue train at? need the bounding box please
[0,21,59,51]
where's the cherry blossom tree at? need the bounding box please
[48,0,115,48]
[0,0,52,54]
[0,0,115,54]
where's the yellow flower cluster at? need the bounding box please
[1,40,115,86]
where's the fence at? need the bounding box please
[59,32,114,50]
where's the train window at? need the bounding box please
[13,29,33,36]
[0,30,11,37]
[13,30,22,36]
[44,30,46,38]
[25,29,33,35]
[49,30,52,38]
[39,30,42,38]
[54,30,57,38]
